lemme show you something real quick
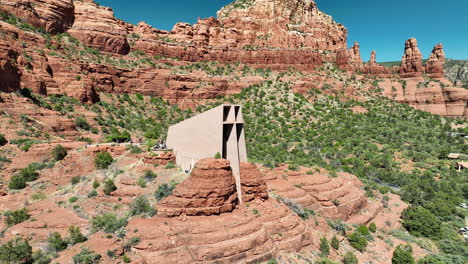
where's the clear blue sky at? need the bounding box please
[96,0,468,62]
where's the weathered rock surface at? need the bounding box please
[240,162,269,203]
[130,0,346,69]
[0,0,74,33]
[425,43,445,78]
[68,0,130,54]
[157,158,238,217]
[399,38,424,78]
[349,41,362,65]
[379,77,468,117]
[262,166,368,220]
[0,37,21,91]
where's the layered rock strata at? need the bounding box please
[263,166,368,220]
[157,158,239,217]
[68,0,130,54]
[0,0,74,33]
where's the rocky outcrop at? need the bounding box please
[349,42,362,65]
[263,166,368,220]
[425,44,445,78]
[0,38,21,92]
[68,0,130,54]
[0,0,75,33]
[399,38,424,78]
[240,162,269,203]
[157,158,239,217]
[360,50,391,76]
[379,78,468,117]
[130,0,346,69]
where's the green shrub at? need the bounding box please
[155,183,175,201]
[331,235,340,250]
[402,206,442,240]
[164,162,176,169]
[129,196,155,216]
[356,225,370,236]
[214,152,222,159]
[67,226,87,245]
[319,237,330,257]
[75,117,90,130]
[71,176,80,185]
[267,259,278,264]
[52,144,67,161]
[91,213,127,233]
[48,232,67,252]
[143,170,157,180]
[69,196,78,203]
[437,239,468,257]
[32,249,51,264]
[94,152,113,170]
[87,190,98,198]
[4,208,30,226]
[122,255,131,263]
[8,163,40,189]
[92,180,100,189]
[342,251,358,264]
[348,231,368,252]
[316,258,338,264]
[0,133,7,146]
[392,244,415,264]
[73,247,101,264]
[126,145,143,154]
[369,222,377,233]
[0,238,33,263]
[103,179,117,195]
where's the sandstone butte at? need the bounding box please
[0,0,466,117]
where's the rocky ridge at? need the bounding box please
[0,0,466,116]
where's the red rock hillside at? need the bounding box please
[0,0,466,116]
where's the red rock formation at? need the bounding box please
[142,152,176,166]
[68,0,130,54]
[370,50,377,64]
[0,38,21,92]
[360,50,391,76]
[157,158,239,217]
[263,166,368,220]
[0,0,75,33]
[425,44,445,78]
[130,0,346,68]
[240,162,269,203]
[399,38,424,78]
[378,78,468,117]
[349,41,362,65]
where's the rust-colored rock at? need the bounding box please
[157,158,238,217]
[68,0,130,54]
[130,0,345,69]
[425,43,445,78]
[349,41,362,65]
[360,50,391,76]
[263,166,368,220]
[0,38,21,92]
[142,152,176,166]
[0,0,75,33]
[399,38,424,78]
[240,162,268,203]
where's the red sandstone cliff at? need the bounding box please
[0,0,466,116]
